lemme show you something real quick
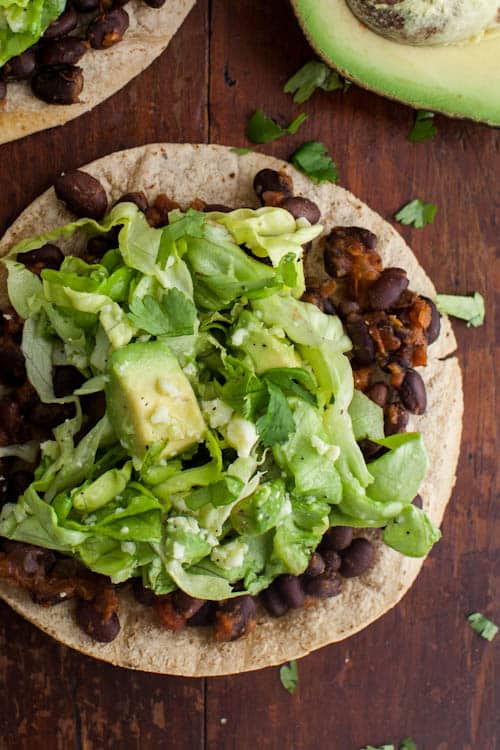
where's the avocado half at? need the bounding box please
[291,0,500,126]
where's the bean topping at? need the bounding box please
[5,50,37,80]
[344,313,375,366]
[145,194,180,227]
[115,191,149,212]
[53,365,85,398]
[132,578,155,606]
[0,79,6,101]
[368,267,409,310]
[43,7,78,40]
[19,244,64,274]
[304,571,342,599]
[320,526,354,552]
[8,470,33,499]
[282,196,321,224]
[322,550,342,574]
[154,596,186,631]
[275,574,306,609]
[54,170,108,219]
[37,38,88,68]
[203,203,233,213]
[87,8,129,49]
[76,590,120,642]
[366,382,390,407]
[31,65,84,104]
[144,0,166,7]
[304,552,325,577]
[71,0,99,11]
[412,494,423,509]
[186,601,217,627]
[253,169,293,204]
[400,368,427,414]
[339,538,375,578]
[384,403,409,435]
[0,340,26,386]
[215,595,256,642]
[422,296,441,344]
[172,590,206,619]
[260,585,289,617]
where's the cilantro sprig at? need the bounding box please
[284,60,348,103]
[279,660,298,694]
[246,109,308,144]
[362,740,416,750]
[291,141,339,184]
[407,111,438,142]
[467,612,498,641]
[394,198,437,229]
[128,289,197,337]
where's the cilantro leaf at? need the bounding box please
[160,208,205,243]
[407,111,438,142]
[279,660,298,694]
[436,292,485,327]
[246,109,308,144]
[127,289,197,337]
[284,60,346,103]
[467,612,499,641]
[291,141,339,183]
[263,368,317,405]
[256,382,295,446]
[400,740,417,750]
[394,198,437,228]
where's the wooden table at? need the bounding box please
[0,2,498,748]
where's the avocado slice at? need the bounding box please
[292,0,500,125]
[230,311,302,374]
[106,341,205,460]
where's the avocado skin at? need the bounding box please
[292,0,500,126]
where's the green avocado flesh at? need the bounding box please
[292,0,500,125]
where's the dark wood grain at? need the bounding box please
[0,1,499,748]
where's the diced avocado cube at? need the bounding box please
[106,341,205,459]
[230,311,302,374]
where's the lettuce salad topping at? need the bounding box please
[0,0,66,67]
[0,202,440,601]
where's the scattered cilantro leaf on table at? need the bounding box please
[400,740,417,750]
[436,292,485,327]
[467,612,499,641]
[256,381,296,446]
[284,60,348,103]
[395,198,437,228]
[128,289,197,336]
[279,660,298,694]
[246,109,307,144]
[291,141,339,183]
[408,111,437,142]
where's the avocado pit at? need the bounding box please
[346,0,499,45]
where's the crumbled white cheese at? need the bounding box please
[201,399,233,429]
[157,379,181,398]
[183,363,197,378]
[211,539,248,570]
[120,526,130,534]
[150,405,172,425]
[83,514,97,525]
[167,516,200,534]
[231,327,249,346]
[172,542,185,560]
[165,255,175,268]
[226,417,258,458]
[311,435,340,462]
[12,505,27,523]
[121,541,136,555]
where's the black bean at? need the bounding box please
[71,0,99,10]
[215,595,256,641]
[0,401,22,439]
[421,296,441,344]
[366,382,390,407]
[144,0,166,7]
[80,391,106,428]
[304,552,325,577]
[358,439,385,462]
[260,586,289,617]
[337,300,361,318]
[253,169,293,203]
[390,345,413,369]
[5,49,37,80]
[19,243,64,272]
[0,340,26,386]
[282,196,321,224]
[75,597,120,642]
[132,578,155,606]
[322,550,342,574]
[0,79,6,101]
[53,365,85,397]
[187,601,217,627]
[339,538,374,578]
[275,574,306,609]
[54,170,108,219]
[38,38,88,67]
[412,494,423,509]
[0,459,11,505]
[400,368,427,414]
[8,470,33,499]
[368,267,409,310]
[3,542,56,575]
[304,572,342,598]
[114,191,149,212]
[43,7,78,40]
[320,526,353,552]
[87,8,129,49]
[344,313,375,366]
[32,402,75,428]
[203,203,233,213]
[384,403,409,435]
[172,590,206,619]
[31,65,83,104]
